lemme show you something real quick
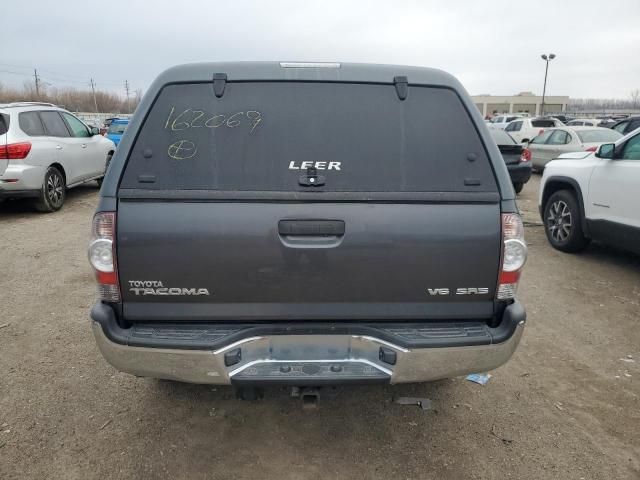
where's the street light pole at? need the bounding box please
[540,53,556,116]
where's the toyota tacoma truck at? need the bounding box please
[88,62,527,392]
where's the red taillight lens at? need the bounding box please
[0,142,32,160]
[584,146,597,152]
[520,148,532,162]
[538,129,545,136]
[497,213,527,300]
[88,212,120,302]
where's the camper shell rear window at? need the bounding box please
[120,82,497,193]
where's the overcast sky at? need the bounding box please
[2,0,639,99]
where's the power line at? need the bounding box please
[0,62,126,88]
[0,69,32,76]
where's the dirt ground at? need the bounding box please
[1,175,639,480]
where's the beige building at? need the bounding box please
[472,92,569,117]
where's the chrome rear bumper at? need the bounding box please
[91,303,525,385]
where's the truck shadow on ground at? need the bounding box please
[105,378,471,477]
[578,242,640,270]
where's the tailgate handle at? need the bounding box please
[278,220,345,237]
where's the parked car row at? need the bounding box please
[566,118,600,127]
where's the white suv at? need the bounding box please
[504,117,564,144]
[0,102,115,212]
[487,114,526,130]
[539,127,640,254]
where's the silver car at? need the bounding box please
[528,126,623,171]
[0,102,115,212]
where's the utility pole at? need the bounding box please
[90,78,99,113]
[33,68,40,98]
[124,80,130,113]
[540,53,556,116]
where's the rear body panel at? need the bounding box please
[118,200,501,321]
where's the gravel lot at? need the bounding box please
[1,175,639,480]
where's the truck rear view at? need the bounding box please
[89,62,526,389]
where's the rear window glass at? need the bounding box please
[530,130,553,144]
[40,111,70,137]
[0,113,9,136]
[489,128,517,145]
[532,120,556,128]
[576,129,623,143]
[19,112,45,136]
[108,122,127,134]
[121,82,497,193]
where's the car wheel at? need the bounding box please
[34,166,66,213]
[96,153,113,188]
[543,190,590,253]
[513,182,524,194]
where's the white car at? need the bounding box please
[566,118,600,127]
[503,117,564,144]
[527,126,623,171]
[487,114,526,130]
[539,127,640,254]
[0,102,115,212]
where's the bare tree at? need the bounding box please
[0,83,139,112]
[630,89,640,109]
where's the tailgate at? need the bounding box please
[117,200,500,321]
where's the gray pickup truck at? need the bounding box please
[88,62,527,394]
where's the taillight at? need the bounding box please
[88,212,120,302]
[520,148,532,162]
[497,213,527,300]
[0,142,32,160]
[538,129,545,136]
[584,146,597,152]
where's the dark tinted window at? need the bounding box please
[629,120,640,133]
[108,122,127,134]
[532,120,556,128]
[40,111,70,137]
[0,113,9,136]
[62,113,90,138]
[621,134,640,160]
[121,82,497,193]
[612,121,628,134]
[505,121,522,132]
[19,112,45,136]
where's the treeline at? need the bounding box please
[569,90,640,111]
[0,81,141,113]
